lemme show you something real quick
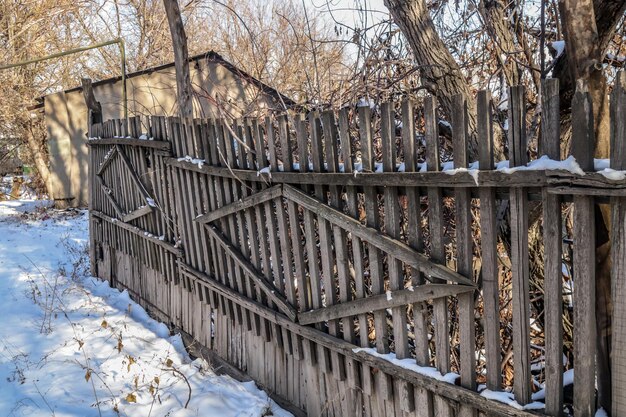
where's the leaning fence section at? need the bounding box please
[88,73,626,417]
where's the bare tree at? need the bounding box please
[163,0,193,117]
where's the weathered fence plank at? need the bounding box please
[541,78,564,417]
[508,85,531,405]
[477,90,501,392]
[571,82,597,417]
[611,71,626,417]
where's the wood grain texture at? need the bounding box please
[541,80,564,417]
[612,71,626,417]
[508,86,531,405]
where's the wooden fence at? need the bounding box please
[88,75,626,417]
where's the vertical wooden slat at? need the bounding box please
[425,96,452,417]
[282,115,309,313]
[262,118,289,351]
[541,78,564,416]
[611,71,626,417]
[571,82,597,417]
[424,96,449,372]
[403,99,433,417]
[508,85,531,405]
[298,114,322,315]
[360,105,388,352]
[309,111,338,382]
[359,104,388,411]
[250,119,274,341]
[382,102,412,413]
[338,107,365,410]
[452,95,476,410]
[322,109,353,356]
[477,90,501,392]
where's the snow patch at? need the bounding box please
[480,389,545,410]
[552,40,566,58]
[257,166,272,179]
[353,348,459,384]
[177,155,205,168]
[497,155,585,175]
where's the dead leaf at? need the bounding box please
[165,358,173,368]
[101,320,108,329]
[125,393,137,403]
[85,369,91,382]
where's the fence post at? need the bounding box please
[508,85,531,405]
[477,90,501,391]
[541,78,564,416]
[452,94,477,417]
[611,71,626,417]
[571,80,596,417]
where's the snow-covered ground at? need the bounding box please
[0,198,291,417]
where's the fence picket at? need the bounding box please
[424,96,453,417]
[541,78,564,416]
[611,71,626,417]
[477,90,501,392]
[452,95,477,417]
[571,82,597,417]
[508,85,531,405]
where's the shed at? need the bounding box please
[32,51,294,207]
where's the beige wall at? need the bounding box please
[44,59,283,207]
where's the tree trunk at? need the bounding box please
[163,0,194,118]
[478,0,521,87]
[559,0,615,410]
[25,121,51,193]
[383,0,481,159]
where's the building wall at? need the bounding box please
[44,59,283,207]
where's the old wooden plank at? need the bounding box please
[87,137,171,151]
[340,107,369,398]
[267,116,297,349]
[452,94,477,403]
[91,210,182,256]
[611,71,626,417]
[308,111,338,377]
[547,187,626,196]
[541,78,564,417]
[321,110,351,384]
[299,284,474,325]
[402,99,432,416]
[195,185,283,224]
[425,94,450,378]
[477,90,501,392]
[96,146,118,176]
[205,225,297,322]
[96,175,124,219]
[277,120,308,312]
[181,257,539,417]
[165,158,549,188]
[298,116,323,316]
[283,185,475,286]
[122,204,154,223]
[380,102,412,410]
[508,85,531,405]
[359,104,390,407]
[571,83,597,417]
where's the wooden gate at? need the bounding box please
[89,75,626,417]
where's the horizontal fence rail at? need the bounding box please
[88,74,626,417]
